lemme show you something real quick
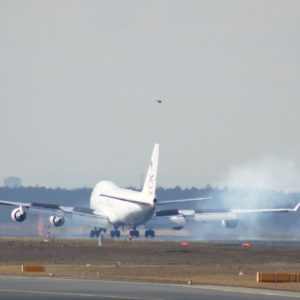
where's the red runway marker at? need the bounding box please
[242,242,251,248]
[181,241,190,246]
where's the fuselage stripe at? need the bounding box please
[99,194,152,206]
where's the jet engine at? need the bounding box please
[49,216,65,227]
[11,207,27,222]
[221,219,238,228]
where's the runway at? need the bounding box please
[0,277,299,300]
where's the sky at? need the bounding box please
[0,0,300,189]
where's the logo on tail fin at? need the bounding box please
[148,174,154,193]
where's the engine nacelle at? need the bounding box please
[49,216,65,227]
[11,207,27,222]
[221,219,238,228]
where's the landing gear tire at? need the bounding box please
[145,230,155,238]
[110,230,121,238]
[90,227,101,238]
[129,230,140,238]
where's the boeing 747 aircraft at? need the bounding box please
[0,144,299,241]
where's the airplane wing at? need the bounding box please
[230,202,300,214]
[0,200,109,228]
[144,209,187,230]
[146,202,300,231]
[157,197,212,206]
[145,208,236,230]
[0,200,31,207]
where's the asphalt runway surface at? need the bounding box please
[0,277,300,300]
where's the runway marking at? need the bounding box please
[0,289,160,300]
[0,275,300,298]
[188,285,300,298]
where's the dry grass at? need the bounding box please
[0,238,300,291]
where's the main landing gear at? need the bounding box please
[128,227,155,238]
[90,227,106,238]
[129,229,140,238]
[90,226,155,239]
[145,229,155,238]
[110,228,121,238]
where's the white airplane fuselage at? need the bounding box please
[90,181,155,225]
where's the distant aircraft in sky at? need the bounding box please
[155,99,162,104]
[0,145,299,244]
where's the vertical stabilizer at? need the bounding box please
[142,144,159,203]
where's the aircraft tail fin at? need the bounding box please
[142,144,159,204]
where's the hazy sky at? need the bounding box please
[0,1,300,189]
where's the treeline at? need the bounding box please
[0,186,91,207]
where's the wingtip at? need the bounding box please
[294,202,300,211]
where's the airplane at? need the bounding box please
[0,144,199,240]
[0,144,300,243]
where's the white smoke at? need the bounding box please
[218,157,300,193]
[188,157,300,241]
